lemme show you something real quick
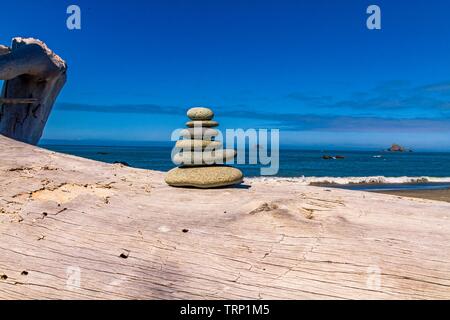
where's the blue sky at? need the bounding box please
[2,0,450,150]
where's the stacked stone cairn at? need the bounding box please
[165,107,243,188]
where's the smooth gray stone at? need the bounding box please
[187,107,214,121]
[175,140,222,150]
[165,166,243,188]
[179,128,219,140]
[186,120,219,128]
[173,149,237,166]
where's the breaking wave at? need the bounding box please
[252,176,450,185]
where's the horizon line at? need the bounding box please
[38,139,450,152]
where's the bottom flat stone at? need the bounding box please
[165,166,243,188]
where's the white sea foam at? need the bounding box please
[251,176,450,185]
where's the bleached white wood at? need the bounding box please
[0,134,449,300]
[0,38,67,145]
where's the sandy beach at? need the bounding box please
[375,188,450,203]
[1,134,450,299]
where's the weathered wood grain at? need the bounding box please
[0,98,39,104]
[0,38,66,145]
[0,135,450,299]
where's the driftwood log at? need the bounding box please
[0,134,450,299]
[0,38,67,145]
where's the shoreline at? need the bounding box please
[309,181,450,203]
[253,176,450,185]
[253,178,450,203]
[373,188,450,203]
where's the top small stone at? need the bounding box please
[187,107,214,121]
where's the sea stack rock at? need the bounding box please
[388,144,405,152]
[387,143,412,152]
[165,107,243,188]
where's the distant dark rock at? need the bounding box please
[113,161,130,167]
[323,155,345,160]
[388,144,404,152]
[387,144,412,152]
[97,152,109,155]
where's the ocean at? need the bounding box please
[40,144,450,191]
